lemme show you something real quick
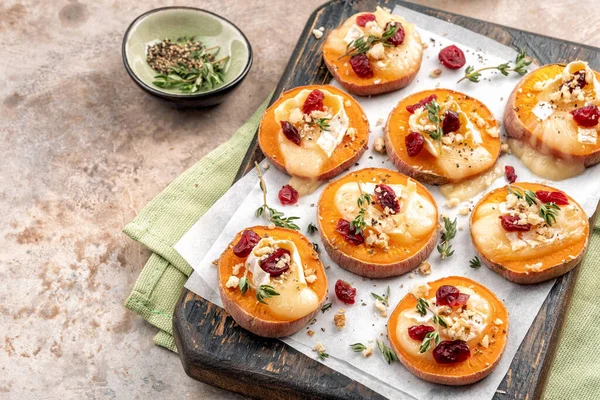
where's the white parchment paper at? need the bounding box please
[176,5,600,399]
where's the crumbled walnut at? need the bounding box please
[446,197,460,208]
[429,68,442,78]
[313,342,326,352]
[418,261,431,275]
[374,299,387,317]
[362,346,374,357]
[334,309,346,330]
[307,330,315,337]
[500,143,510,154]
[225,276,240,288]
[458,206,470,216]
[312,29,323,39]
[373,137,386,154]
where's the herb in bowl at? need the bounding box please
[147,36,229,93]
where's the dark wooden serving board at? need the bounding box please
[173,1,600,399]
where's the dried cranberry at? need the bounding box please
[500,214,532,232]
[349,53,374,78]
[505,165,517,183]
[438,45,466,69]
[385,22,405,46]
[336,219,364,245]
[233,230,261,258]
[405,132,424,157]
[442,110,460,134]
[433,340,471,364]
[375,184,400,214]
[535,190,569,205]
[570,105,600,128]
[406,94,438,113]
[408,325,435,341]
[259,248,291,277]
[335,279,356,304]
[436,285,470,307]
[563,70,586,93]
[278,185,299,205]
[302,89,325,115]
[280,121,301,145]
[356,13,376,27]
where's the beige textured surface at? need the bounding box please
[0,1,598,399]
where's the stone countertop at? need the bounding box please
[1,1,598,399]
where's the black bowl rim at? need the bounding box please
[122,6,253,100]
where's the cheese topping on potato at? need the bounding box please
[471,189,587,266]
[333,179,436,246]
[408,96,496,180]
[274,89,349,177]
[396,285,491,358]
[530,61,600,146]
[244,238,319,319]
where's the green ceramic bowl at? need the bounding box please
[123,7,252,107]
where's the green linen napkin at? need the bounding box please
[123,94,272,352]
[123,94,599,398]
[544,217,600,399]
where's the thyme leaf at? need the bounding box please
[316,350,329,361]
[425,100,444,142]
[469,256,482,269]
[458,49,532,83]
[307,223,318,235]
[437,217,457,260]
[371,286,391,307]
[338,23,400,59]
[254,162,300,230]
[419,331,441,353]
[321,302,332,313]
[350,343,367,352]
[350,193,372,234]
[377,340,398,364]
[540,202,560,226]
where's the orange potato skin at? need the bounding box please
[470,183,590,284]
[503,64,600,167]
[217,226,328,337]
[385,89,501,185]
[388,276,509,385]
[322,12,423,96]
[317,168,439,278]
[258,85,370,180]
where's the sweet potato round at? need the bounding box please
[470,183,590,284]
[218,226,328,337]
[317,168,439,278]
[503,63,600,168]
[257,85,369,181]
[388,276,509,385]
[385,89,501,185]
[322,11,423,96]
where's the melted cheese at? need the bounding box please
[439,162,504,201]
[471,192,587,264]
[245,238,319,319]
[408,98,493,180]
[288,176,322,197]
[508,139,585,180]
[395,286,490,358]
[275,89,350,178]
[333,180,436,242]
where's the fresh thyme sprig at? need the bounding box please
[540,202,560,226]
[254,162,300,230]
[458,49,532,83]
[507,185,560,226]
[350,343,367,352]
[425,100,444,142]
[321,302,332,313]
[414,297,448,328]
[338,23,400,59]
[316,350,329,361]
[371,286,391,307]
[307,223,318,235]
[437,217,457,260]
[239,277,280,304]
[419,331,441,353]
[469,256,482,269]
[309,117,331,132]
[350,193,372,234]
[376,340,398,364]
